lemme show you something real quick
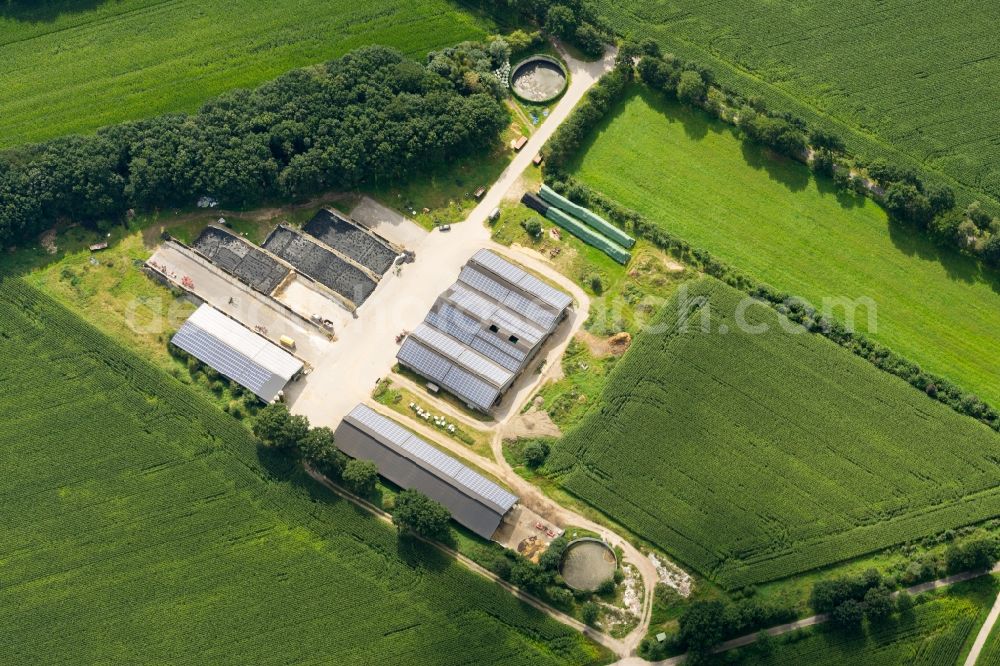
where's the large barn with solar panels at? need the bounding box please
[396,250,572,413]
[335,404,519,539]
[171,304,303,402]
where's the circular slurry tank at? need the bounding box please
[510,55,568,103]
[560,538,617,591]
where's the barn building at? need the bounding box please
[171,304,303,403]
[396,250,572,412]
[334,404,519,540]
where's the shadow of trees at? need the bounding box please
[1,0,108,23]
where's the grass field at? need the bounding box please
[729,576,999,665]
[0,278,606,665]
[547,277,1000,589]
[594,0,1000,209]
[0,0,491,147]
[570,86,1000,407]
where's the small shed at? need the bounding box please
[89,242,108,252]
[511,136,528,152]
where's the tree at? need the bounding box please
[392,489,451,538]
[488,38,510,67]
[926,184,955,214]
[298,426,346,476]
[252,403,309,450]
[639,37,661,58]
[981,235,1000,269]
[616,40,643,74]
[298,426,334,462]
[544,5,576,39]
[574,23,604,58]
[637,57,672,90]
[811,149,835,178]
[503,29,540,54]
[538,536,568,571]
[581,602,601,626]
[966,201,993,230]
[522,440,550,468]
[808,128,845,152]
[676,70,706,104]
[946,537,999,573]
[863,586,894,622]
[522,217,543,238]
[831,599,865,628]
[896,591,914,615]
[928,210,965,246]
[342,459,379,495]
[678,600,727,654]
[885,181,933,226]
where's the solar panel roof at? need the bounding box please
[171,306,302,402]
[397,338,500,411]
[470,249,572,311]
[396,249,571,413]
[345,404,518,513]
[411,323,513,387]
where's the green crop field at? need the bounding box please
[570,86,1000,407]
[729,576,999,665]
[547,277,1000,589]
[593,0,1000,209]
[982,619,1000,666]
[0,0,490,147]
[0,278,605,665]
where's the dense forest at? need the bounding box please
[0,46,508,246]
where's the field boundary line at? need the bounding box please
[302,464,624,655]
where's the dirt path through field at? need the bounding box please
[965,573,1000,665]
[303,464,622,654]
[634,563,1000,666]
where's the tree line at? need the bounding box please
[253,403,452,539]
[642,534,998,663]
[0,45,508,248]
[472,0,611,58]
[544,41,1000,270]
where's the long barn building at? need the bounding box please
[396,250,572,412]
[171,304,303,403]
[335,404,518,540]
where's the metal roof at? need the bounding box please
[448,283,543,347]
[470,249,573,312]
[397,338,501,412]
[171,305,302,402]
[410,323,513,388]
[396,249,571,413]
[336,405,518,539]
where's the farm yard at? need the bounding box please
[0,277,607,666]
[593,0,1000,209]
[546,277,1000,589]
[569,86,1000,407]
[0,0,491,147]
